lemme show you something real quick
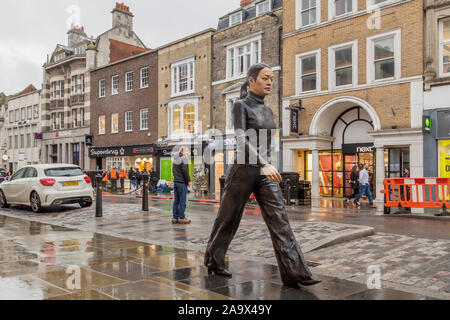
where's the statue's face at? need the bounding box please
[249,67,274,96]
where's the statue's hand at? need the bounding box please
[262,164,282,183]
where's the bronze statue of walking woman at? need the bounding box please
[204,63,320,287]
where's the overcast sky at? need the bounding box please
[0,0,239,95]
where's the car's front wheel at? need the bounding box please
[79,199,93,208]
[0,190,9,208]
[30,192,42,213]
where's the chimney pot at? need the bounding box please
[240,0,253,7]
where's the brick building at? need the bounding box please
[156,29,215,184]
[423,0,450,179]
[281,0,424,202]
[89,50,158,172]
[40,3,147,170]
[209,0,283,196]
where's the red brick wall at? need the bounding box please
[90,51,158,147]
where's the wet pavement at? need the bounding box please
[0,216,433,300]
[0,194,449,299]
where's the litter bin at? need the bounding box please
[298,180,311,205]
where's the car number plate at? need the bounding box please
[63,181,78,187]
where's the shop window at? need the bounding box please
[106,157,124,170]
[384,147,409,178]
[306,150,344,197]
[438,140,450,178]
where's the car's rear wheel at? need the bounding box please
[79,199,93,208]
[0,190,9,208]
[30,192,42,213]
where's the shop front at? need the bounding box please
[155,141,209,184]
[88,144,156,171]
[423,108,450,179]
[298,143,375,198]
[283,96,424,202]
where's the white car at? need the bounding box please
[0,164,94,213]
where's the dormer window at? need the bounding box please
[230,12,243,26]
[256,0,271,16]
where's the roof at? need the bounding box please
[156,28,216,51]
[217,0,282,31]
[16,84,37,96]
[109,39,149,63]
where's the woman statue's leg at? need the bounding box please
[204,165,255,270]
[253,175,314,285]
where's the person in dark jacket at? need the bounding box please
[172,147,191,224]
[128,167,136,192]
[346,165,360,206]
[135,169,142,191]
[401,168,411,212]
[149,169,158,193]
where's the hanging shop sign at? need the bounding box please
[342,143,374,154]
[290,108,299,133]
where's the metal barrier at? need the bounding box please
[381,178,450,216]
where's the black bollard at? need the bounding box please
[286,178,291,205]
[95,174,103,217]
[142,171,149,211]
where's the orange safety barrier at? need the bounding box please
[381,178,450,216]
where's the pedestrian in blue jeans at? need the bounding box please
[353,164,377,208]
[172,147,191,224]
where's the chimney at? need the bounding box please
[240,0,253,6]
[112,2,134,35]
[68,25,86,48]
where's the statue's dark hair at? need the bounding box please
[240,63,272,99]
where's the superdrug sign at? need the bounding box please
[89,144,156,158]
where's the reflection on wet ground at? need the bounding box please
[0,216,431,300]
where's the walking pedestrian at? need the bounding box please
[135,169,142,193]
[353,164,377,208]
[119,168,127,193]
[346,165,360,206]
[204,63,320,287]
[172,147,191,224]
[128,167,136,192]
[400,168,411,212]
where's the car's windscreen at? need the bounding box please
[44,167,83,177]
